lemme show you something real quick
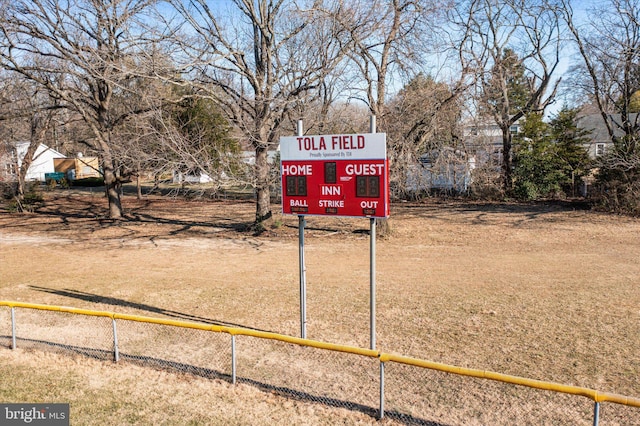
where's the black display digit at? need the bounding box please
[286,175,307,196]
[297,176,307,196]
[368,176,379,197]
[325,162,337,184]
[356,175,380,197]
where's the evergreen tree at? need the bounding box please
[386,73,461,198]
[513,113,563,200]
[513,108,592,200]
[480,49,538,193]
[481,49,531,117]
[172,96,239,172]
[549,107,591,196]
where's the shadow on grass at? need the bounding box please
[45,195,253,230]
[393,199,592,227]
[2,191,593,243]
[28,286,269,333]
[1,336,449,426]
[0,192,258,242]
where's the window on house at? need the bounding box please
[509,125,519,134]
[596,143,606,156]
[5,162,16,176]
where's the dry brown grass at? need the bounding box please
[1,191,640,424]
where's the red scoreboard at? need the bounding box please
[280,133,389,218]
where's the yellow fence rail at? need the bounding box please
[2,300,639,424]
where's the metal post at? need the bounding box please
[112,318,119,362]
[593,402,600,426]
[299,215,307,339]
[370,115,377,351]
[11,307,16,350]
[379,361,385,420]
[370,217,376,350]
[297,119,307,340]
[297,120,303,137]
[231,335,237,385]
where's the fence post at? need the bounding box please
[231,335,237,385]
[10,307,16,350]
[379,361,385,420]
[593,401,600,426]
[112,318,119,362]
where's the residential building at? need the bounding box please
[1,142,66,182]
[54,155,101,180]
[576,113,638,159]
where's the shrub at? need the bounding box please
[593,163,640,216]
[0,181,18,200]
[8,182,44,213]
[45,178,58,191]
[514,180,539,201]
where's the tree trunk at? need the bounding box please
[502,128,513,193]
[136,172,142,200]
[254,145,272,226]
[16,144,36,200]
[105,173,123,219]
[16,122,47,210]
[101,150,123,219]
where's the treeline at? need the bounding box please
[0,0,639,221]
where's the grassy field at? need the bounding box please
[1,191,639,424]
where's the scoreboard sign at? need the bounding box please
[280,133,389,218]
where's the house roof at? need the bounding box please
[576,113,639,143]
[14,141,66,159]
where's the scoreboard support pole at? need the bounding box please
[369,115,377,350]
[299,215,307,339]
[370,217,376,350]
[297,120,308,340]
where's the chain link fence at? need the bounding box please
[383,361,595,425]
[1,302,639,425]
[9,307,114,361]
[116,319,232,381]
[0,304,10,350]
[235,336,379,417]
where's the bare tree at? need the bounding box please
[450,0,563,192]
[562,0,640,213]
[0,71,64,209]
[170,0,347,227]
[328,1,468,204]
[563,0,640,151]
[0,0,167,219]
[281,59,360,137]
[385,73,463,198]
[331,0,441,121]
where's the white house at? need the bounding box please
[406,149,476,193]
[241,149,279,165]
[2,142,66,182]
[172,170,214,184]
